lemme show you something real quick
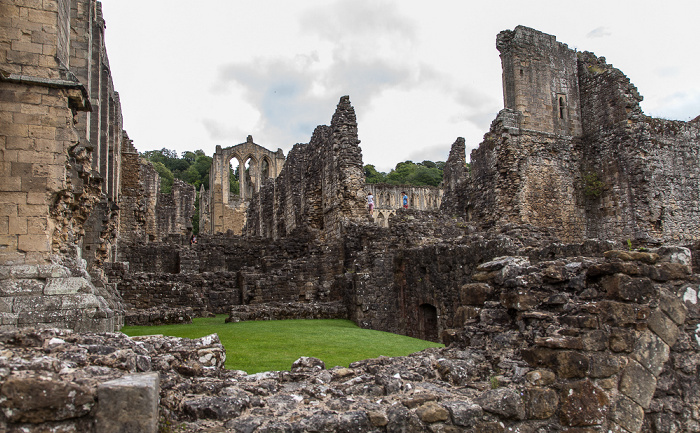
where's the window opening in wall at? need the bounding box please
[229,158,241,196]
[519,69,524,76]
[559,96,565,119]
[261,158,270,179]
[244,157,254,198]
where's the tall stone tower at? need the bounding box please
[497,26,582,137]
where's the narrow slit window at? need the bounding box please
[559,97,565,119]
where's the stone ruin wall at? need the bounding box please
[365,183,442,227]
[446,26,700,246]
[202,135,285,235]
[576,52,700,244]
[2,236,699,432]
[0,0,126,332]
[246,96,367,240]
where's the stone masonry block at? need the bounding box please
[0,297,13,313]
[9,264,39,278]
[26,217,47,234]
[27,9,57,25]
[611,395,644,433]
[659,287,687,325]
[17,233,49,252]
[8,216,27,235]
[0,176,21,191]
[2,278,48,299]
[0,312,18,325]
[37,264,70,278]
[619,359,657,409]
[18,204,47,217]
[60,294,101,310]
[44,276,91,295]
[631,330,669,377]
[95,372,160,433]
[602,273,655,303]
[13,294,62,313]
[648,309,680,347]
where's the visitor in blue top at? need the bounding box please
[402,192,408,209]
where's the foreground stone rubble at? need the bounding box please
[1,239,698,432]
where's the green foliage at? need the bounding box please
[150,161,174,194]
[582,171,605,198]
[122,316,443,374]
[364,164,387,184]
[141,148,211,191]
[229,166,240,195]
[141,148,213,233]
[490,375,500,389]
[365,160,444,187]
[627,239,633,251]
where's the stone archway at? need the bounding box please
[202,136,285,234]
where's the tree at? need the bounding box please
[364,165,386,184]
[365,160,444,187]
[151,161,174,194]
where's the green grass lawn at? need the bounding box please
[122,316,443,374]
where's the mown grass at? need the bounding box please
[122,316,443,374]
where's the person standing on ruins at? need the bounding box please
[402,192,408,209]
[367,193,374,215]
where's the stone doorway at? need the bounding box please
[419,303,438,342]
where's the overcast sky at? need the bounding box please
[100,0,699,172]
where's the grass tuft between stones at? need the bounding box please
[122,316,443,374]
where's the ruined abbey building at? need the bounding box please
[2,3,700,431]
[448,26,700,245]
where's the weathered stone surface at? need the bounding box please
[415,401,449,423]
[658,287,688,325]
[610,395,645,433]
[291,356,326,372]
[631,331,670,377]
[619,359,657,409]
[43,276,90,295]
[559,379,609,426]
[588,352,623,378]
[523,387,559,419]
[602,274,656,303]
[476,388,526,420]
[648,309,680,347]
[95,372,159,433]
[525,369,556,386]
[442,400,482,427]
[460,283,493,306]
[0,373,95,423]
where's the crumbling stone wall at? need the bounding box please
[117,152,196,248]
[442,26,700,245]
[0,0,124,331]
[440,137,468,217]
[3,238,698,432]
[577,52,700,244]
[114,230,345,319]
[497,25,582,137]
[203,135,285,235]
[246,96,366,240]
[365,184,442,227]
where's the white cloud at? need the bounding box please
[586,26,612,38]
